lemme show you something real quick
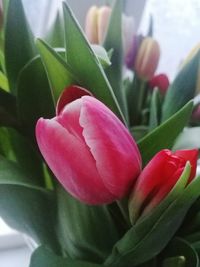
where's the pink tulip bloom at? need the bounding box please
[129,149,198,223]
[36,94,141,205]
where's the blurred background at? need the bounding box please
[1,0,200,266]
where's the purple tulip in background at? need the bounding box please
[36,87,141,205]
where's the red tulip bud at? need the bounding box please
[129,149,198,224]
[149,73,170,95]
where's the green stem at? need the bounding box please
[116,198,131,228]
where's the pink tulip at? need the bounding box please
[134,37,160,81]
[149,73,170,95]
[36,92,141,205]
[129,149,198,223]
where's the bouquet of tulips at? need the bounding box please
[0,0,200,266]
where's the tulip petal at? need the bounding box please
[56,85,92,115]
[85,6,98,44]
[174,149,198,181]
[97,6,111,44]
[56,98,84,142]
[36,118,116,204]
[80,96,141,197]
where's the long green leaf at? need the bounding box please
[62,2,125,122]
[5,0,36,94]
[17,56,54,139]
[30,246,104,267]
[0,185,60,253]
[162,51,200,121]
[138,101,193,166]
[0,156,40,187]
[149,88,161,131]
[0,88,18,128]
[103,0,126,116]
[45,9,65,48]
[56,186,122,262]
[8,128,44,186]
[36,39,76,102]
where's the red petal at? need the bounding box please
[56,85,92,115]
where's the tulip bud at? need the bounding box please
[129,149,198,224]
[134,37,160,81]
[97,6,111,44]
[125,34,144,69]
[192,105,200,122]
[85,5,135,57]
[36,90,141,205]
[85,5,111,44]
[149,73,170,95]
[85,6,99,44]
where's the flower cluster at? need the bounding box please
[0,1,200,266]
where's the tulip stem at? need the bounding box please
[116,199,131,227]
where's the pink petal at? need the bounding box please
[36,118,116,204]
[80,96,141,198]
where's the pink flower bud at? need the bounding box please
[134,37,160,81]
[149,73,170,95]
[36,90,141,205]
[129,149,198,223]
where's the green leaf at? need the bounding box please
[162,51,200,121]
[30,246,104,267]
[62,2,125,122]
[36,39,76,102]
[8,129,45,186]
[0,88,18,128]
[0,71,9,91]
[17,56,54,139]
[45,9,64,48]
[138,101,193,166]
[91,45,111,68]
[103,0,126,116]
[56,186,122,263]
[130,126,148,141]
[0,167,60,252]
[161,237,199,267]
[149,88,161,131]
[5,0,37,94]
[0,127,12,158]
[173,127,200,150]
[0,156,40,187]
[105,167,200,266]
